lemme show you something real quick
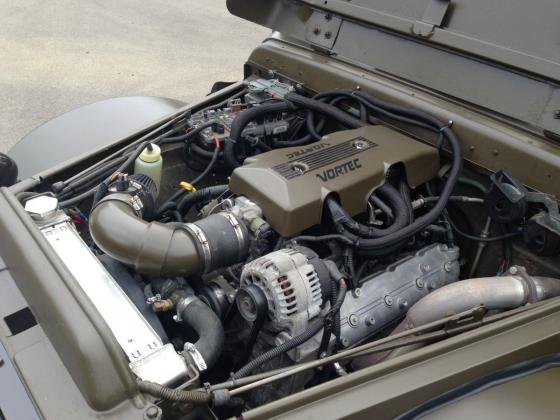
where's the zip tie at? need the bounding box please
[439,120,453,132]
[179,181,197,193]
[228,373,239,387]
[437,120,454,151]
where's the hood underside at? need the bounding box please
[228,0,560,139]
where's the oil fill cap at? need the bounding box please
[139,143,161,163]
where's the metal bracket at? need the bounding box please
[412,0,451,37]
[444,305,487,332]
[305,10,342,53]
[527,192,560,220]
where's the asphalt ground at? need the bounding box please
[0,0,269,152]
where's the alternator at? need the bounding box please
[240,248,325,338]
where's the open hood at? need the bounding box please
[228,0,560,138]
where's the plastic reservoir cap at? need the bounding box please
[139,143,161,163]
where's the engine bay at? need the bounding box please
[17,76,560,418]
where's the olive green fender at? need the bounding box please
[8,96,186,179]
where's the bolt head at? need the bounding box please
[384,295,393,306]
[352,287,362,298]
[349,314,359,327]
[444,262,453,272]
[416,279,424,288]
[509,266,518,275]
[420,263,430,273]
[353,140,367,150]
[145,406,160,419]
[341,337,350,347]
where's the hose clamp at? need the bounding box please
[184,342,207,372]
[185,223,212,272]
[174,294,196,322]
[219,212,246,258]
[511,266,539,303]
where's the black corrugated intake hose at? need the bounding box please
[232,278,347,379]
[224,101,292,170]
[137,380,212,403]
[326,183,410,238]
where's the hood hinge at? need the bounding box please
[412,0,451,38]
[305,10,342,55]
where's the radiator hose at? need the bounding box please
[172,288,225,370]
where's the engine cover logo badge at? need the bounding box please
[273,136,377,180]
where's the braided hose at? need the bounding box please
[137,380,211,403]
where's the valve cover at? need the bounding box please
[229,125,439,236]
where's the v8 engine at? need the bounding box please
[22,77,560,418]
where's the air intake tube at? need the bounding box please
[89,186,250,277]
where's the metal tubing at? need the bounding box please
[405,274,560,327]
[353,269,560,367]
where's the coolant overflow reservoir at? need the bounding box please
[134,143,162,196]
